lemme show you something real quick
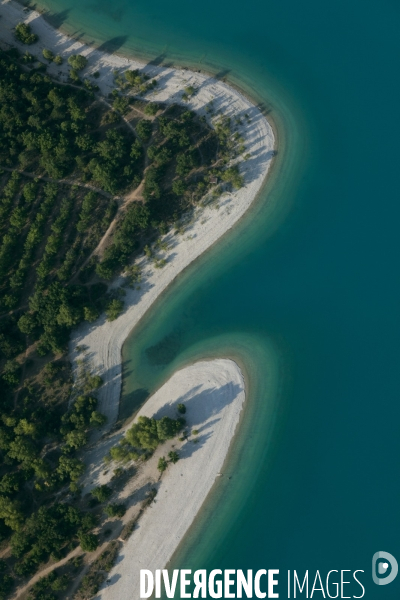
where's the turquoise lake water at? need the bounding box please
[27,0,400,595]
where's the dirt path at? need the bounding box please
[68,104,160,280]
[12,460,159,600]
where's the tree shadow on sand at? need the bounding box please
[96,36,129,54]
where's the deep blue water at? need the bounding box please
[27,0,400,595]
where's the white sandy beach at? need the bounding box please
[95,359,245,599]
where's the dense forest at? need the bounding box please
[0,26,244,598]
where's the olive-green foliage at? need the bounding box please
[14,23,38,45]
[107,443,139,463]
[168,450,179,464]
[78,531,98,552]
[83,374,103,393]
[0,560,13,600]
[157,457,167,472]
[144,102,159,116]
[90,411,107,427]
[42,48,54,62]
[177,403,186,414]
[10,503,91,575]
[113,96,129,115]
[147,144,171,166]
[124,69,146,87]
[136,119,152,142]
[61,394,99,435]
[67,54,88,71]
[96,203,150,279]
[221,165,244,188]
[74,541,119,599]
[104,503,126,518]
[105,298,124,321]
[0,496,24,531]
[28,570,70,600]
[91,485,112,503]
[125,415,185,450]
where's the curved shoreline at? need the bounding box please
[0,0,275,426]
[95,359,246,599]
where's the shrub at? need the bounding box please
[42,48,54,61]
[136,119,152,141]
[113,96,129,115]
[79,532,98,552]
[104,503,126,518]
[168,451,179,464]
[105,299,124,321]
[68,54,88,71]
[91,485,112,503]
[157,457,167,472]
[177,403,186,414]
[14,22,38,44]
[90,411,107,427]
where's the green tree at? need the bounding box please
[168,450,179,464]
[177,403,186,414]
[136,119,152,141]
[67,54,88,71]
[105,299,124,321]
[14,419,37,437]
[90,411,107,427]
[91,485,112,503]
[157,457,168,472]
[14,22,38,44]
[0,560,13,599]
[0,473,21,496]
[0,497,24,531]
[57,456,85,482]
[113,97,129,115]
[17,313,37,335]
[42,48,54,61]
[8,436,38,466]
[78,532,98,552]
[83,374,103,393]
[172,180,186,196]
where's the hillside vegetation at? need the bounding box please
[0,36,244,597]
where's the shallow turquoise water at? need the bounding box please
[28,0,400,594]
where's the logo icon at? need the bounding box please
[372,551,398,585]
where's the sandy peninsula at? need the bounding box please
[87,359,245,599]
